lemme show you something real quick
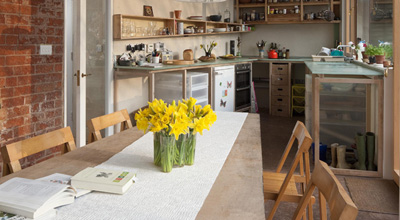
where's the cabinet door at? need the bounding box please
[214,68,235,112]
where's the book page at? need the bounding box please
[37,173,91,198]
[0,178,69,211]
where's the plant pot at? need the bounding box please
[375,55,385,64]
[362,51,368,59]
[383,60,391,67]
[369,56,376,64]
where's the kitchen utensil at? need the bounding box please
[317,47,331,56]
[163,60,194,65]
[174,10,182,19]
[209,15,222,22]
[213,28,226,32]
[177,22,184,35]
[183,49,194,61]
[184,28,193,34]
[268,50,278,59]
[188,16,203,20]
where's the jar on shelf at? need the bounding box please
[294,6,299,14]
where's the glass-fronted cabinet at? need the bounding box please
[305,62,384,177]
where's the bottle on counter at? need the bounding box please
[282,47,286,59]
[286,49,290,59]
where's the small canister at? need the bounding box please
[270,8,274,14]
[283,9,287,14]
[177,22,184,35]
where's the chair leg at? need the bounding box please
[319,190,327,220]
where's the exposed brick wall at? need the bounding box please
[0,0,64,176]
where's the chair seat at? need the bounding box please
[263,172,302,203]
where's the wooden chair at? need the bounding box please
[87,109,133,143]
[264,121,314,220]
[1,127,76,177]
[293,160,358,220]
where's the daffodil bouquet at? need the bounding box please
[200,41,217,56]
[135,98,217,171]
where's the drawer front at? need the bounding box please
[271,85,289,96]
[271,95,289,106]
[271,74,289,86]
[272,64,288,75]
[271,105,290,117]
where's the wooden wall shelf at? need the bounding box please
[113,14,250,40]
[235,0,342,25]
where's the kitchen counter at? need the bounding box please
[115,58,257,72]
[304,61,384,76]
[246,56,313,62]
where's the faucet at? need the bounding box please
[336,45,354,61]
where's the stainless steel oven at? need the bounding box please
[235,63,252,111]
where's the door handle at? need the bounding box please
[74,70,80,87]
[215,72,223,75]
[82,73,92,77]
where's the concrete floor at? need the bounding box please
[259,109,399,220]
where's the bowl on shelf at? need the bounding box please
[209,15,222,22]
[213,28,226,33]
[207,28,214,33]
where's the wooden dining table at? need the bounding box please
[0,113,265,220]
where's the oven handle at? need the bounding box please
[236,70,251,74]
[236,86,251,91]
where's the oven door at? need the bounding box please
[236,70,251,89]
[235,86,251,110]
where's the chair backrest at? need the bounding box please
[1,127,76,177]
[293,161,358,220]
[87,109,133,143]
[267,121,313,219]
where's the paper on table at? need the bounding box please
[37,173,91,198]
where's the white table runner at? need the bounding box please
[57,112,248,220]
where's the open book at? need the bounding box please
[37,173,91,198]
[0,178,75,219]
[71,167,137,194]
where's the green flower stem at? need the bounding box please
[160,134,175,173]
[185,133,197,165]
[153,132,161,166]
[174,134,187,167]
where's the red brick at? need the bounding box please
[4,14,20,25]
[14,124,34,137]
[20,4,37,15]
[6,55,31,66]
[54,117,62,127]
[0,109,6,120]
[0,56,4,65]
[0,3,20,14]
[35,154,55,164]
[31,112,44,122]
[41,100,54,110]
[5,35,18,44]
[0,45,16,55]
[15,45,34,54]
[0,88,13,97]
[54,99,62,108]
[2,96,24,107]
[54,63,62,71]
[31,103,40,113]
[35,120,54,131]
[17,75,32,85]
[0,14,5,24]
[1,129,13,141]
[46,36,62,44]
[5,77,17,87]
[4,117,24,128]
[14,85,33,96]
[35,83,55,93]
[35,64,53,74]
[14,65,32,75]
[45,91,61,101]
[15,25,33,34]
[0,77,5,87]
[7,105,29,118]
[48,18,62,27]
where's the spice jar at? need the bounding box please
[294,6,299,14]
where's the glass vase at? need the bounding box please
[175,134,187,167]
[160,133,176,172]
[153,132,161,166]
[185,133,197,165]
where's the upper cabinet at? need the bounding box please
[113,14,249,40]
[234,0,341,24]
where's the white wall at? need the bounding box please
[113,0,238,113]
[241,23,338,57]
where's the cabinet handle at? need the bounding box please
[277,88,283,91]
[277,109,283,112]
[278,98,283,101]
[277,78,283,81]
[278,68,283,70]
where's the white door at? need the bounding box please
[72,0,87,147]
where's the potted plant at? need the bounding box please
[382,44,393,67]
[364,44,376,63]
[374,45,385,64]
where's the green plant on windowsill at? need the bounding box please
[382,44,393,59]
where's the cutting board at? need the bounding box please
[163,60,194,65]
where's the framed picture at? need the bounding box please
[143,5,153,17]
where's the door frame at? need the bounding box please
[64,0,114,146]
[393,0,399,186]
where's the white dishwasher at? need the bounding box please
[214,66,235,112]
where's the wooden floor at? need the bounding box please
[259,109,399,220]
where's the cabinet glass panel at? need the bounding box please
[320,82,379,172]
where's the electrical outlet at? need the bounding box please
[147,44,154,53]
[40,44,52,55]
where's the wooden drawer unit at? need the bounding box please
[271,105,290,117]
[271,74,289,86]
[271,95,289,106]
[271,85,289,96]
[271,64,288,75]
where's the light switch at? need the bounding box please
[40,44,52,55]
